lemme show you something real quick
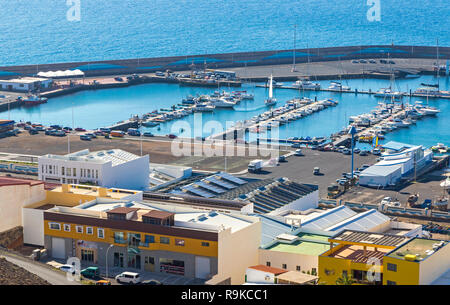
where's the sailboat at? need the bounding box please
[265,75,277,106]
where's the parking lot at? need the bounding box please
[240,148,377,197]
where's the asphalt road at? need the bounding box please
[0,250,81,285]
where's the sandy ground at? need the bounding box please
[0,132,284,173]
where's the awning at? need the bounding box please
[37,69,85,78]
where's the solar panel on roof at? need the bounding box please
[205,176,235,189]
[217,172,246,185]
[182,185,215,198]
[195,181,226,194]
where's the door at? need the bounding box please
[144,256,155,272]
[195,256,210,279]
[52,237,66,259]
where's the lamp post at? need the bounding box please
[105,244,114,279]
[348,126,357,180]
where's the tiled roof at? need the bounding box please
[248,265,287,275]
[0,177,43,187]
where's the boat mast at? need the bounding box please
[292,24,297,72]
[436,38,440,88]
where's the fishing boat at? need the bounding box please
[264,74,277,106]
[19,94,48,106]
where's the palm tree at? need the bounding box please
[335,274,356,285]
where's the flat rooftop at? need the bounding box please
[265,233,331,256]
[328,245,390,264]
[387,238,448,261]
[42,149,143,166]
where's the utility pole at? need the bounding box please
[348,126,357,180]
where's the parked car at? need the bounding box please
[369,59,376,64]
[353,148,361,154]
[96,280,111,285]
[80,267,100,279]
[359,150,369,156]
[50,125,62,130]
[75,127,86,132]
[342,148,351,155]
[313,167,320,175]
[80,135,91,141]
[114,77,123,82]
[140,279,163,285]
[45,129,55,135]
[28,129,38,135]
[291,143,301,148]
[85,133,97,138]
[168,134,177,139]
[359,59,368,64]
[115,272,141,284]
[59,264,76,274]
[143,132,154,137]
[63,127,73,131]
[372,148,381,155]
[52,130,66,137]
[294,149,303,156]
[352,60,360,64]
[278,155,286,162]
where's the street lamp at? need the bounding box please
[105,244,114,278]
[348,126,357,180]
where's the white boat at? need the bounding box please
[265,74,277,106]
[292,79,321,90]
[233,91,254,100]
[209,97,236,108]
[192,103,215,112]
[414,102,440,116]
[374,88,404,99]
[328,82,351,91]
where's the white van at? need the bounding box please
[115,272,141,284]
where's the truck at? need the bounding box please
[248,160,263,173]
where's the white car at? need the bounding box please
[294,149,303,156]
[115,272,141,284]
[380,197,392,205]
[59,264,76,274]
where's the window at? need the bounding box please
[296,266,301,271]
[266,262,271,267]
[160,237,170,244]
[81,249,94,262]
[387,280,397,285]
[76,225,83,234]
[96,170,98,179]
[73,168,77,176]
[61,167,65,175]
[86,227,93,235]
[282,264,287,269]
[63,224,71,232]
[87,169,91,178]
[175,239,185,246]
[387,263,397,272]
[67,168,71,176]
[145,235,155,244]
[49,223,61,230]
[49,165,52,174]
[114,232,125,244]
[97,228,104,238]
[201,242,210,247]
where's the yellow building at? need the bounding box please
[318,230,409,285]
[42,198,260,284]
[23,184,143,246]
[383,238,450,285]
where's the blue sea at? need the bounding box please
[5,76,450,149]
[0,0,449,66]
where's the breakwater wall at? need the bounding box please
[1,45,449,78]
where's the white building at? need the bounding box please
[38,149,149,190]
[245,265,287,284]
[359,141,433,188]
[0,77,53,92]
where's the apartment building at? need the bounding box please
[38,149,149,190]
[42,199,261,284]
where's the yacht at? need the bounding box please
[328,82,351,91]
[374,88,404,99]
[192,103,215,112]
[233,91,254,100]
[209,97,236,108]
[414,102,440,116]
[265,74,277,106]
[292,79,321,90]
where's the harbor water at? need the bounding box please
[0,0,449,66]
[4,75,450,149]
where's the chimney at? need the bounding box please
[61,184,70,193]
[98,187,108,197]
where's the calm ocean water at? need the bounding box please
[5,76,450,149]
[0,0,449,66]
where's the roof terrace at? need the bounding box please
[387,238,448,262]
